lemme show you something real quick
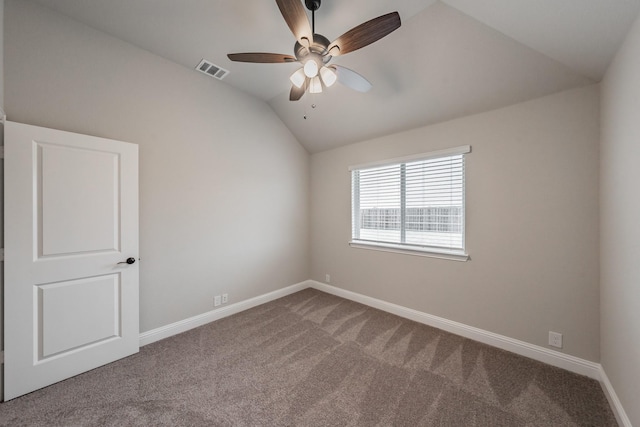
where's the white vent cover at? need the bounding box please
[196,59,229,80]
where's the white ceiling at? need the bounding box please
[31,0,640,152]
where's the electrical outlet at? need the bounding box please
[549,331,563,348]
[214,295,221,307]
[222,293,228,304]
[326,274,331,283]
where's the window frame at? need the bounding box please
[349,145,471,262]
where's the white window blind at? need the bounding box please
[350,146,469,257]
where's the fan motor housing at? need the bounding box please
[294,33,331,62]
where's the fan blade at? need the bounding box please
[290,80,307,101]
[332,65,372,93]
[276,0,313,47]
[227,53,296,63]
[327,12,401,56]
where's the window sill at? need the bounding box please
[348,240,470,262]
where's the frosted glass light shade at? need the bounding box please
[303,60,319,78]
[319,66,337,87]
[309,76,323,93]
[290,68,306,88]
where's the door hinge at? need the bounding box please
[0,248,4,261]
[0,351,4,364]
[0,146,4,159]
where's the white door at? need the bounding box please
[4,121,139,400]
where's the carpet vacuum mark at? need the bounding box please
[0,289,617,426]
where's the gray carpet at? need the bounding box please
[0,289,617,426]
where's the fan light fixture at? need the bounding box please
[227,0,401,101]
[319,66,337,87]
[290,68,306,88]
[303,59,319,78]
[309,76,323,93]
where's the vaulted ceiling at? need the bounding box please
[31,0,640,152]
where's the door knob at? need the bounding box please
[117,257,136,265]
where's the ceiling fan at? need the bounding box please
[227,0,401,101]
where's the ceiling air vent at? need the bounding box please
[196,59,229,80]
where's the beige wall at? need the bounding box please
[311,85,600,361]
[600,12,640,427]
[3,0,310,333]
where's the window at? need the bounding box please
[350,145,470,261]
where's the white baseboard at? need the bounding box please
[138,280,311,347]
[599,366,632,427]
[137,279,629,426]
[308,281,601,380]
[308,281,633,425]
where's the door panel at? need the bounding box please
[4,121,139,400]
[39,274,120,359]
[39,142,120,256]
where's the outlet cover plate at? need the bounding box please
[549,331,563,348]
